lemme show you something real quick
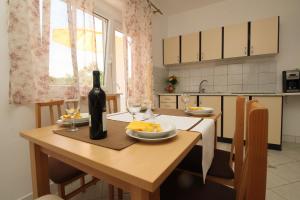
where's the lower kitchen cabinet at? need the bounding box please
[199,96,222,137]
[252,96,282,146]
[159,95,177,109]
[223,96,250,139]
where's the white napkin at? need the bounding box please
[107,112,158,122]
[153,115,202,131]
[191,119,215,183]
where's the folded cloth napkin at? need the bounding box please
[191,119,215,183]
[152,115,201,131]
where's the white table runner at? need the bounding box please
[191,119,215,182]
[107,112,215,182]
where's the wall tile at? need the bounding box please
[259,62,276,73]
[229,84,243,92]
[214,65,228,75]
[243,73,258,85]
[228,64,243,75]
[243,63,259,74]
[214,85,228,92]
[214,75,228,86]
[259,83,276,92]
[243,84,258,92]
[259,72,277,85]
[228,74,243,85]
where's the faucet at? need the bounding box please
[199,80,208,93]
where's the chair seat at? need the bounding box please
[177,145,234,179]
[48,157,84,184]
[161,171,236,200]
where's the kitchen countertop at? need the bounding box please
[157,92,300,96]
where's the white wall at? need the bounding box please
[159,0,300,139]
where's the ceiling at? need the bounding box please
[153,0,226,15]
[102,0,226,15]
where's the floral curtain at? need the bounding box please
[8,0,51,104]
[8,0,96,104]
[123,0,153,103]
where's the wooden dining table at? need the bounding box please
[20,109,221,200]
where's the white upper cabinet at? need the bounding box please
[250,16,279,56]
[224,23,248,58]
[181,32,200,63]
[201,27,222,61]
[163,36,180,65]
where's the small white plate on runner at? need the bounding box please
[185,107,214,116]
[126,130,177,142]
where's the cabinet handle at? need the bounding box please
[244,47,247,55]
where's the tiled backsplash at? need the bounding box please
[153,67,169,93]
[168,60,277,93]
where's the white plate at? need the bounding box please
[186,107,214,114]
[133,122,176,139]
[126,129,177,142]
[60,113,89,123]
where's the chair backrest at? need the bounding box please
[35,100,64,128]
[106,95,118,114]
[236,101,268,200]
[230,96,245,189]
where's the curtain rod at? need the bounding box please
[147,0,163,15]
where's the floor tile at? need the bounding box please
[273,181,300,200]
[269,161,300,183]
[267,170,290,189]
[266,190,287,200]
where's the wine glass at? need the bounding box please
[65,97,80,132]
[142,99,154,121]
[127,98,141,121]
[181,93,190,112]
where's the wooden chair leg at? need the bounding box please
[58,184,66,199]
[117,188,123,200]
[108,184,114,200]
[80,176,85,193]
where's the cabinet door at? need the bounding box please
[252,96,282,145]
[163,36,180,65]
[178,96,198,110]
[250,16,279,56]
[224,23,248,58]
[223,96,249,139]
[201,28,222,61]
[181,32,199,63]
[199,96,222,137]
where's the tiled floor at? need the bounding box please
[69,142,300,200]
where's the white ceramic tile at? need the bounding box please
[266,190,286,200]
[228,74,243,85]
[202,66,214,76]
[282,135,296,143]
[259,62,277,73]
[243,73,258,85]
[228,84,243,92]
[243,63,259,74]
[214,85,228,92]
[214,75,228,86]
[273,181,300,200]
[203,75,214,85]
[269,162,300,182]
[243,84,258,92]
[214,65,228,75]
[190,77,202,85]
[228,64,243,75]
[267,170,290,189]
[259,84,276,92]
[259,72,277,84]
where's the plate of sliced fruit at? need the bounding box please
[126,121,176,140]
[185,106,214,116]
[57,113,89,126]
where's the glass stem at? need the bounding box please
[72,117,75,130]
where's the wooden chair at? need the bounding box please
[35,100,98,200]
[160,100,268,200]
[35,195,63,200]
[105,95,123,200]
[177,96,246,188]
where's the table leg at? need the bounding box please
[29,142,50,198]
[131,187,160,200]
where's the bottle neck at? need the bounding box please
[93,73,101,88]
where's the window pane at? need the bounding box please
[49,0,73,84]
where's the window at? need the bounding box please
[49,0,108,86]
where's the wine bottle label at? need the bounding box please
[102,112,107,132]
